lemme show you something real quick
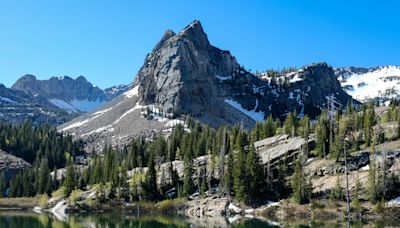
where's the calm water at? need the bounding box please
[0,211,399,227]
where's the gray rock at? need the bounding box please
[0,149,31,180]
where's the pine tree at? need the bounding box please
[245,142,264,204]
[119,163,129,200]
[364,104,376,146]
[315,111,329,157]
[182,153,194,197]
[284,112,298,137]
[225,150,234,196]
[291,158,311,204]
[37,158,50,194]
[351,178,362,216]
[63,157,76,197]
[330,175,344,201]
[233,132,247,202]
[144,152,158,200]
[275,160,288,199]
[0,172,6,197]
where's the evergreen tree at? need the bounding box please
[245,142,264,203]
[275,160,288,199]
[315,111,329,157]
[351,178,362,216]
[364,104,376,146]
[233,132,247,202]
[144,152,158,200]
[291,158,311,204]
[0,172,6,197]
[182,153,194,197]
[37,158,51,194]
[63,157,76,197]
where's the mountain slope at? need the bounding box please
[0,84,71,125]
[335,66,400,102]
[12,75,129,113]
[59,20,355,149]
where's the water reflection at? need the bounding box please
[0,211,399,227]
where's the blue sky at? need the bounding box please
[0,0,399,89]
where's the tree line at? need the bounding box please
[2,100,400,207]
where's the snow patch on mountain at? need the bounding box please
[224,99,265,122]
[0,96,17,103]
[216,75,232,81]
[50,99,105,113]
[114,102,146,124]
[81,125,114,137]
[123,85,139,98]
[60,106,111,131]
[339,66,400,101]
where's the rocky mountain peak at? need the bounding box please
[136,20,239,117]
[177,20,210,49]
[59,21,356,150]
[76,75,88,83]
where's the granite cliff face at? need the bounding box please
[59,20,355,149]
[12,75,129,113]
[135,21,354,123]
[136,20,239,117]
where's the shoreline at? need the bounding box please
[2,196,400,225]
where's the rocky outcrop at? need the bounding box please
[0,149,31,180]
[183,196,229,217]
[254,134,315,168]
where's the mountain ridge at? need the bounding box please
[59,20,355,150]
[12,75,130,113]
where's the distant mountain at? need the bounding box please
[59,20,355,150]
[335,66,400,102]
[12,75,130,113]
[0,83,72,125]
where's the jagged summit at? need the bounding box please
[136,20,239,118]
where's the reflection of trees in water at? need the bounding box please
[1,212,399,228]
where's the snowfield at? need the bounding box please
[50,98,105,113]
[123,85,139,98]
[340,66,400,101]
[224,98,265,122]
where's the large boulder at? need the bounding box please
[0,150,31,180]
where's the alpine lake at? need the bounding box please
[1,210,400,228]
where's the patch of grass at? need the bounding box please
[51,186,66,199]
[0,196,40,208]
[68,189,84,206]
[38,194,49,208]
[155,198,186,212]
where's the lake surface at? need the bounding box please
[1,211,400,227]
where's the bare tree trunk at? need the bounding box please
[344,144,350,220]
[219,128,226,196]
